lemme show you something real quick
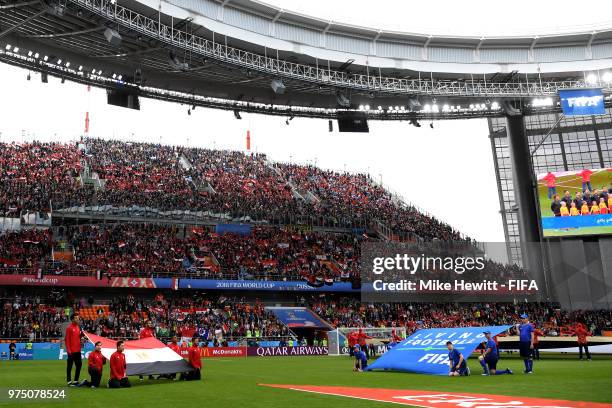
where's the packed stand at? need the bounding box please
[279,163,465,241]
[59,224,361,281]
[0,291,65,340]
[0,142,82,216]
[2,290,610,343]
[305,295,612,336]
[0,229,52,272]
[0,291,289,343]
[182,148,303,221]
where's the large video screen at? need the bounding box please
[538,168,612,237]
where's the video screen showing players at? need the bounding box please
[538,168,612,237]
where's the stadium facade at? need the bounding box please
[1,0,612,314]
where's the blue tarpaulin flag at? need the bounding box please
[365,325,511,375]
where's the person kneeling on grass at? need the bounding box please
[352,345,368,372]
[77,341,107,388]
[181,336,202,381]
[446,341,470,376]
[480,331,512,376]
[108,341,131,388]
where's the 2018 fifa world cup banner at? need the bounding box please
[366,326,510,375]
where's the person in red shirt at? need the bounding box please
[532,324,544,361]
[542,172,557,199]
[79,341,106,388]
[579,169,593,193]
[357,329,372,357]
[391,329,403,343]
[165,335,181,380]
[65,313,83,386]
[139,321,155,381]
[181,336,202,381]
[347,331,358,356]
[575,323,592,361]
[139,321,155,339]
[108,340,131,388]
[167,335,180,355]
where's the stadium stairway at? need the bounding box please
[179,154,193,171]
[373,219,393,241]
[268,162,306,201]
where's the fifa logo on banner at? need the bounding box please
[566,95,603,107]
[417,353,450,365]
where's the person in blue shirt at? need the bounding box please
[481,331,513,375]
[477,340,490,375]
[353,345,368,372]
[446,341,470,376]
[518,314,535,374]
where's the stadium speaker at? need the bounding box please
[336,92,351,108]
[502,100,522,116]
[104,28,122,47]
[337,111,369,133]
[107,89,140,110]
[270,78,286,95]
[169,51,189,71]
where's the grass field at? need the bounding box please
[538,170,611,218]
[0,355,611,407]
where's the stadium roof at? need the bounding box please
[1,0,611,119]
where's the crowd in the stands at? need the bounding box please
[182,148,304,222]
[0,142,82,217]
[0,291,288,341]
[279,163,463,240]
[91,294,289,341]
[2,138,468,242]
[1,291,610,342]
[1,222,527,283]
[0,229,51,271]
[60,224,360,281]
[0,292,65,340]
[304,295,612,336]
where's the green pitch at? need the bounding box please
[538,170,610,218]
[543,226,612,237]
[1,355,611,407]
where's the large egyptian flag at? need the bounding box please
[84,332,193,376]
[366,325,511,375]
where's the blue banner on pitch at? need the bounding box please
[542,214,612,229]
[365,326,510,375]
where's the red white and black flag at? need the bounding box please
[84,332,193,376]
